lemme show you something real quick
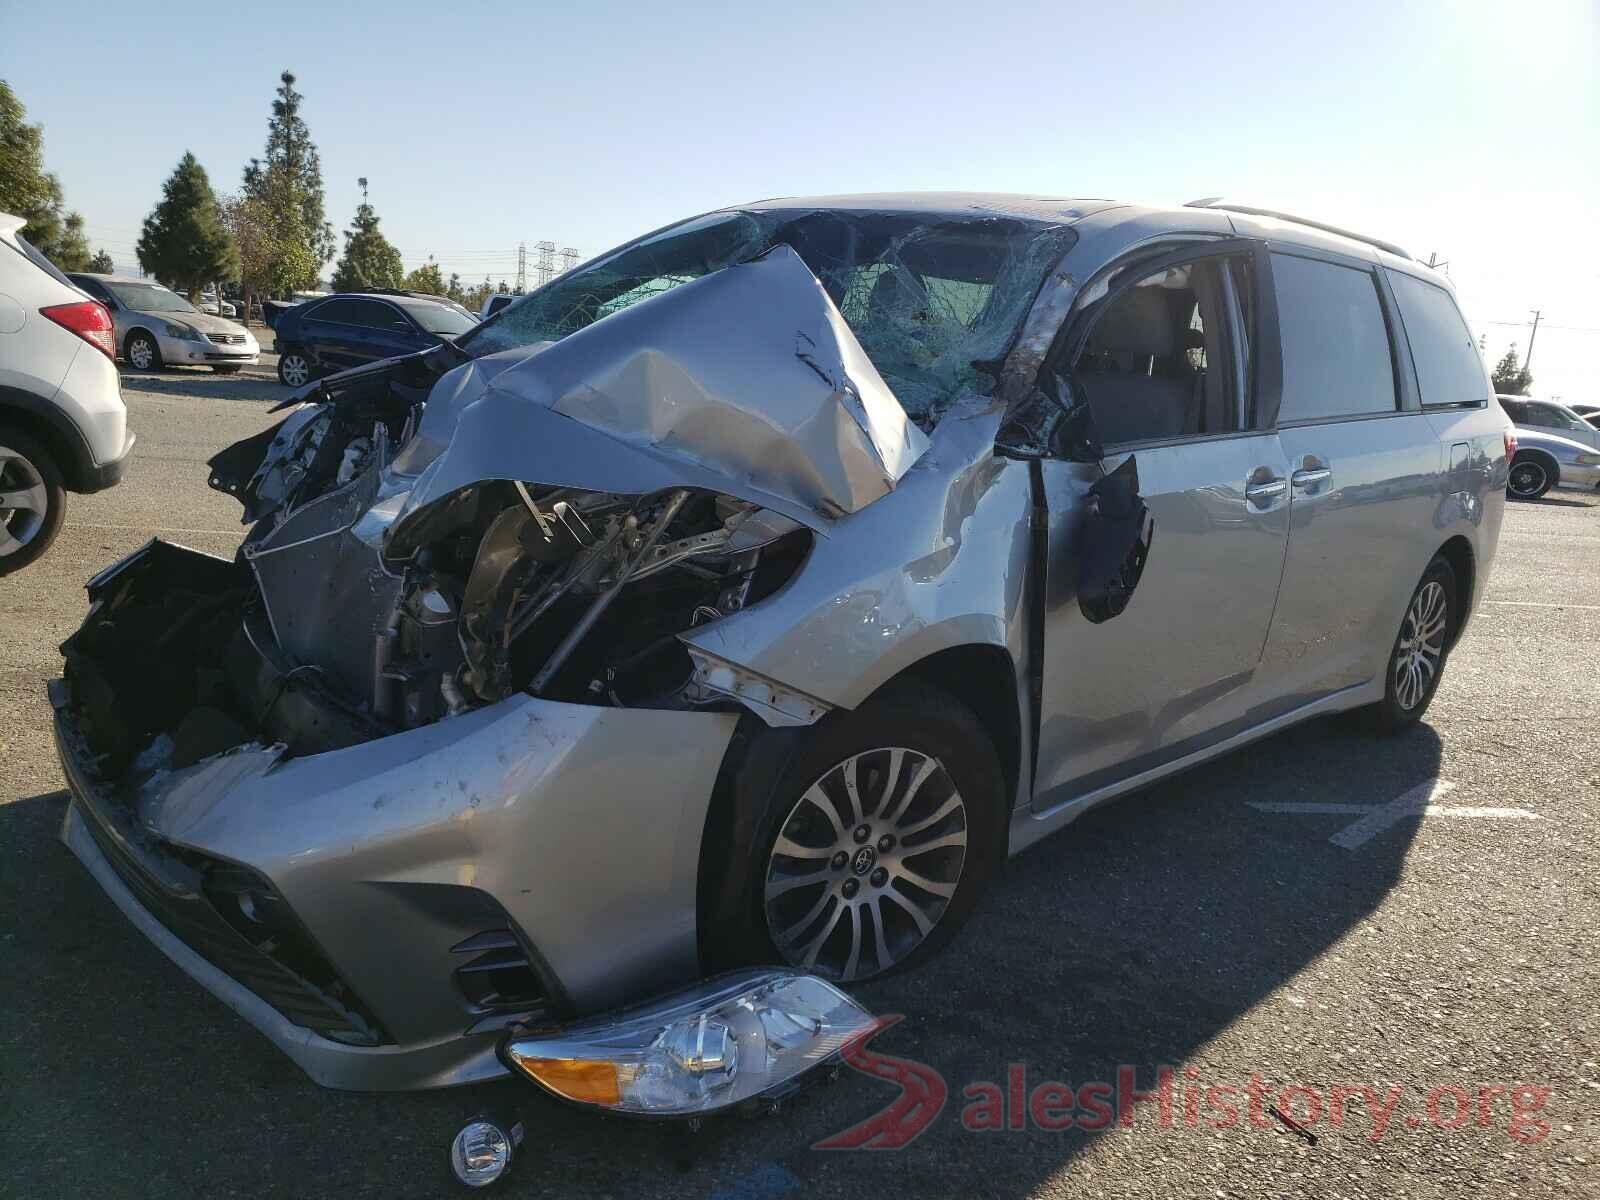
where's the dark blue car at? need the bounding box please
[273,292,478,387]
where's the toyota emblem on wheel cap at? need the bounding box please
[851,846,876,875]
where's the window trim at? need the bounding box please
[1262,244,1409,427]
[1047,238,1266,453]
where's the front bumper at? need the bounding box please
[157,332,259,365]
[51,677,740,1091]
[1554,460,1600,490]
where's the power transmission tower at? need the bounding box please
[515,242,527,293]
[1524,310,1542,371]
[559,247,579,276]
[536,241,556,288]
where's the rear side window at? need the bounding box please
[1270,253,1396,422]
[1387,271,1488,408]
[308,298,365,325]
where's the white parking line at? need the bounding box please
[1483,599,1600,610]
[1248,779,1542,850]
[71,523,238,536]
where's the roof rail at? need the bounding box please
[1183,198,1412,260]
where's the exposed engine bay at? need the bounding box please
[64,363,814,777]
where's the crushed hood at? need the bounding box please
[393,245,930,534]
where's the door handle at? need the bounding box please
[1291,467,1332,489]
[1245,476,1287,503]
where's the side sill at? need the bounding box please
[1008,679,1380,855]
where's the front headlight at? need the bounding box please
[501,970,874,1117]
[163,322,204,341]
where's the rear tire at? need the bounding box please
[125,330,162,372]
[703,682,1005,984]
[0,428,68,577]
[1507,453,1554,500]
[1365,554,1457,733]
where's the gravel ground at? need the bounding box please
[2,363,1596,1199]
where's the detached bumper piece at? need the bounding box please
[500,970,873,1118]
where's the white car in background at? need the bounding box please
[0,213,133,575]
[67,273,259,374]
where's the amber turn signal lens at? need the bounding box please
[509,1054,622,1106]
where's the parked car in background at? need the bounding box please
[1569,402,1599,427]
[1500,425,1600,499]
[480,291,516,320]
[0,214,133,575]
[1497,395,1600,452]
[271,291,478,386]
[199,292,237,318]
[50,195,1508,1103]
[67,274,259,373]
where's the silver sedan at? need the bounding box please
[67,273,259,372]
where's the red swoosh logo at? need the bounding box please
[813,1015,946,1150]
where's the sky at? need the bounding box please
[3,0,1596,399]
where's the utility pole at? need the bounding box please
[1524,310,1542,372]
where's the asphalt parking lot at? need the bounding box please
[2,361,1596,1199]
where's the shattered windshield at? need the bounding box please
[458,208,1076,423]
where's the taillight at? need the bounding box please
[1503,428,1517,461]
[40,300,116,360]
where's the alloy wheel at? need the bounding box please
[763,747,968,982]
[128,336,155,370]
[0,445,50,558]
[280,354,310,387]
[1393,580,1447,710]
[1508,461,1547,498]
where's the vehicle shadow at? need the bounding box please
[0,713,1436,1198]
[115,370,284,403]
[1527,494,1598,509]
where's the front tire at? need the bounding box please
[1366,555,1457,733]
[125,330,162,372]
[1507,453,1554,500]
[705,682,1004,984]
[0,429,68,577]
[277,350,312,388]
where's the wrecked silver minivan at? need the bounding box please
[51,195,1506,1101]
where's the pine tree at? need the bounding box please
[0,80,90,269]
[241,71,334,287]
[86,249,115,273]
[330,178,403,292]
[1491,344,1533,396]
[137,153,239,297]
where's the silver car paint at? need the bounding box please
[54,195,1510,1091]
[397,245,928,534]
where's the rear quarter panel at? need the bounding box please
[1421,403,1510,630]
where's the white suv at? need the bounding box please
[0,212,134,575]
